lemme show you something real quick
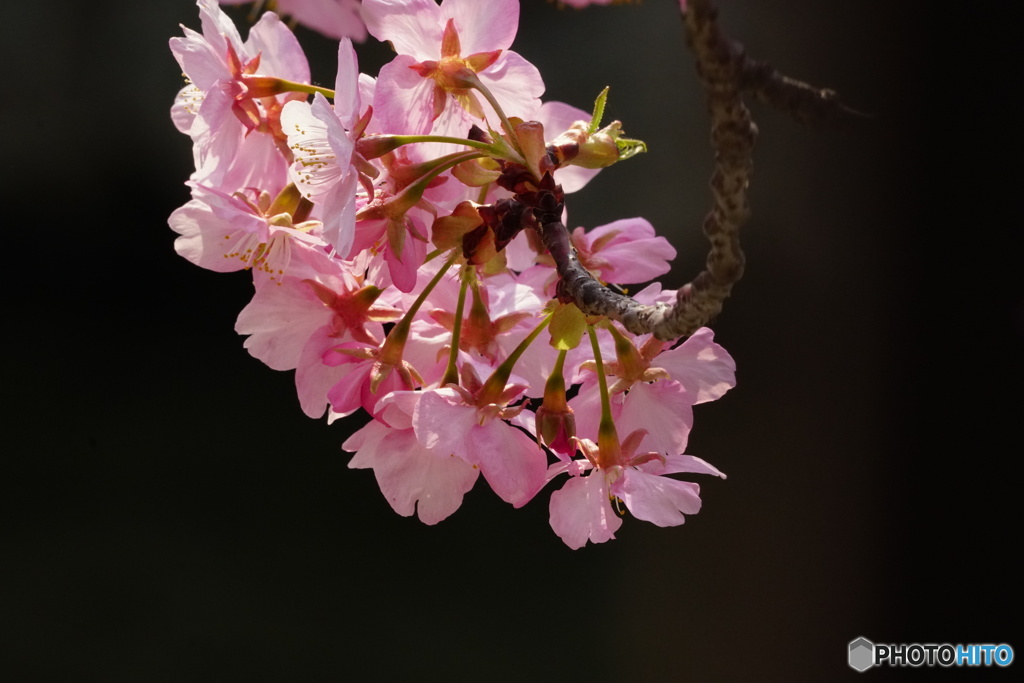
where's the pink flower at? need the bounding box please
[570,325,735,454]
[569,217,676,285]
[344,420,479,524]
[171,0,311,188]
[168,182,324,282]
[235,248,400,371]
[363,0,544,138]
[411,371,547,508]
[548,430,725,549]
[548,469,621,549]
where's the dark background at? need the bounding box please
[5,0,1021,680]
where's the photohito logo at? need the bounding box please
[848,637,1014,671]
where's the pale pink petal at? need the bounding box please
[278,0,367,42]
[198,0,246,60]
[189,83,243,185]
[281,99,339,202]
[246,11,310,84]
[343,417,387,466]
[641,453,726,479]
[212,127,289,192]
[169,199,242,273]
[323,172,359,258]
[437,0,519,54]
[618,381,693,456]
[549,473,621,549]
[476,51,544,126]
[235,277,331,370]
[361,0,442,58]
[655,327,737,403]
[372,390,422,430]
[616,469,702,527]
[333,38,361,128]
[371,55,439,136]
[172,84,203,134]
[312,92,355,164]
[169,26,229,93]
[347,425,479,524]
[470,421,547,507]
[568,379,627,444]
[295,327,355,418]
[412,388,478,455]
[582,218,676,284]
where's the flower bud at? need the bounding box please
[536,403,577,458]
[572,121,623,169]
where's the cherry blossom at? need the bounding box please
[171,0,311,188]
[363,0,544,139]
[549,430,725,549]
[168,0,741,549]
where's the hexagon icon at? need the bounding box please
[848,637,875,672]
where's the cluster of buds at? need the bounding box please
[168,0,735,548]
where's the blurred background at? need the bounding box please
[5,0,1021,679]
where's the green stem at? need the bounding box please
[441,269,471,386]
[395,150,485,207]
[543,348,569,407]
[475,182,492,205]
[379,251,458,365]
[587,325,618,447]
[479,312,552,403]
[390,135,501,156]
[364,150,486,222]
[272,78,335,99]
[471,81,523,157]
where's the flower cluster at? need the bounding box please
[169,0,735,548]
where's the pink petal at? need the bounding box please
[235,277,330,371]
[361,0,443,59]
[617,469,702,527]
[371,55,439,136]
[279,0,367,42]
[549,473,621,549]
[170,27,229,93]
[656,327,737,403]
[617,381,693,456]
[641,453,726,479]
[246,10,310,84]
[412,388,479,455]
[584,218,676,284]
[476,51,544,126]
[333,38,362,128]
[295,326,357,418]
[348,426,479,525]
[437,0,520,54]
[470,421,547,507]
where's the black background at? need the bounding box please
[5,0,1022,680]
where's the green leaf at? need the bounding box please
[588,86,609,135]
[615,136,648,160]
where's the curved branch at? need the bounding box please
[522,0,853,341]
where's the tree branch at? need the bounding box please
[507,0,858,342]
